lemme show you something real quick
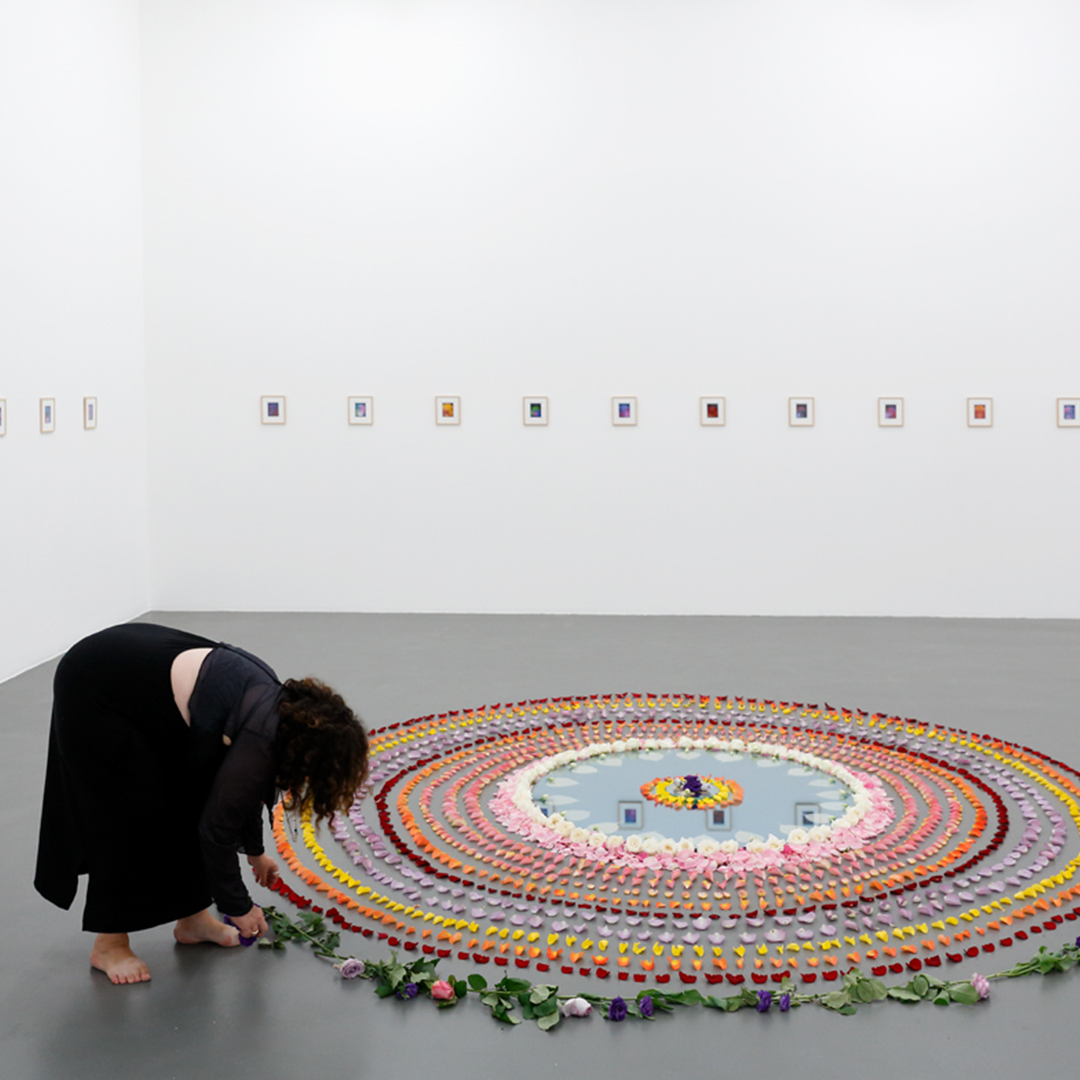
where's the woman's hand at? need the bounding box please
[246,853,279,888]
[230,904,268,940]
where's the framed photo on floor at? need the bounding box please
[878,397,903,427]
[789,397,814,426]
[967,397,992,427]
[348,396,373,425]
[612,397,637,426]
[523,396,548,425]
[794,802,820,828]
[705,806,732,831]
[618,800,643,829]
[261,395,286,424]
[40,397,56,433]
[700,397,726,426]
[0,398,6,436]
[435,396,460,425]
[1057,398,1080,427]
[83,396,97,430]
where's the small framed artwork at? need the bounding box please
[967,397,992,427]
[789,397,814,426]
[794,803,820,828]
[617,800,643,830]
[878,397,903,427]
[700,397,726,426]
[1057,398,1080,427]
[348,396,373,425]
[705,806,732,832]
[523,396,548,426]
[40,397,56,433]
[261,395,286,424]
[612,397,637,426]
[83,396,97,430]
[435,396,460,425]
[0,399,6,436]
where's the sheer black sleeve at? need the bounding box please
[198,729,277,916]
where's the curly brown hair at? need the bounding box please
[275,678,368,823]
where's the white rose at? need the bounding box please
[764,834,783,850]
[678,736,693,749]
[746,838,765,853]
[719,839,739,854]
[626,738,641,750]
[605,834,625,851]
[588,831,606,847]
[625,834,643,852]
[808,825,831,842]
[677,838,695,852]
[612,740,627,754]
[570,827,590,844]
[786,828,809,845]
[642,836,660,854]
[697,838,720,856]
[660,838,679,854]
[553,819,574,837]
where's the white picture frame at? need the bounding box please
[435,396,460,425]
[612,396,637,426]
[348,396,373,425]
[0,398,6,436]
[523,396,548,426]
[789,397,814,427]
[699,397,726,426]
[40,397,56,433]
[83,396,98,430]
[261,396,286,424]
[967,397,993,427]
[878,397,904,427]
[1057,398,1080,428]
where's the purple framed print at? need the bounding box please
[1057,398,1079,428]
[878,397,903,427]
[261,396,286,424]
[83,396,97,430]
[612,397,637,426]
[789,397,814,427]
[40,398,56,433]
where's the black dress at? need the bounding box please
[34,623,283,933]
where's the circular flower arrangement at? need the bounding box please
[641,774,744,810]
[258,692,1080,1025]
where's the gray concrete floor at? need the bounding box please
[3,612,1080,1079]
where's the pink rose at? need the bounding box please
[431,979,456,1001]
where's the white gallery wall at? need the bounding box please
[142,0,1080,619]
[0,0,150,682]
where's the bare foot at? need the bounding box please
[174,908,240,947]
[91,934,152,985]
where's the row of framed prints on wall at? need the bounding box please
[257,395,1080,428]
[0,398,97,435]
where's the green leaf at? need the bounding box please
[467,973,488,991]
[886,987,922,1003]
[837,1004,858,1016]
[533,997,559,1017]
[948,983,980,1005]
[497,978,532,994]
[854,981,876,1004]
[530,985,554,1004]
[866,979,888,1002]
[521,1003,536,1021]
[821,990,853,1012]
[911,975,929,998]
[537,1010,561,1031]
[932,992,951,1006]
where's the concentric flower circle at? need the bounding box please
[266,693,1080,992]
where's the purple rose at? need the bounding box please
[639,995,654,1018]
[756,990,772,1013]
[608,996,628,1022]
[338,958,365,979]
[398,982,419,1000]
[779,993,791,1012]
[971,973,991,1000]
